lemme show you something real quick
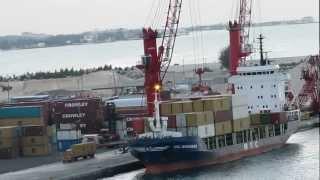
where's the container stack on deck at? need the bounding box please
[232,96,250,132]
[159,96,234,137]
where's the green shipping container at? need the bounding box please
[0,106,41,119]
[250,114,261,125]
[260,114,272,124]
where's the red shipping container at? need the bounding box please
[167,115,177,128]
[52,98,104,133]
[271,112,287,124]
[214,110,233,123]
[127,117,145,134]
[52,98,102,114]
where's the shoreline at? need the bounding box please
[0,22,317,52]
[0,55,307,102]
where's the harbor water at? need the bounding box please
[0,23,318,76]
[103,127,319,180]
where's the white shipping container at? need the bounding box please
[176,114,186,127]
[232,95,248,107]
[187,127,198,136]
[198,124,215,138]
[232,105,249,120]
[57,130,81,140]
[59,123,76,130]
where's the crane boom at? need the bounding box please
[159,0,182,81]
[239,0,253,59]
[139,0,183,116]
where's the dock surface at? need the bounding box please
[0,151,142,180]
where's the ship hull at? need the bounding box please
[144,141,284,174]
[129,120,299,174]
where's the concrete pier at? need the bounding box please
[0,151,143,180]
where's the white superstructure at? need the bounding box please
[228,64,290,114]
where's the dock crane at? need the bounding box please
[228,0,253,75]
[296,55,320,114]
[138,0,182,116]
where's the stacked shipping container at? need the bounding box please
[0,126,19,159]
[52,98,104,133]
[0,106,52,158]
[0,106,47,126]
[57,130,81,152]
[231,95,251,132]
[160,95,291,138]
[160,96,234,136]
[22,125,51,156]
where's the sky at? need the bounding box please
[0,0,318,36]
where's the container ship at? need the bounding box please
[129,60,300,173]
[128,0,301,174]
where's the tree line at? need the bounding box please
[0,65,135,82]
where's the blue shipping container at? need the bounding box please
[57,139,81,152]
[0,106,41,119]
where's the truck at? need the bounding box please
[62,142,96,163]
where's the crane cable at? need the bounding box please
[188,0,197,66]
[144,0,158,27]
[188,0,205,68]
[195,0,206,66]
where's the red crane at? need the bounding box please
[139,0,182,116]
[228,0,253,75]
[296,55,320,113]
